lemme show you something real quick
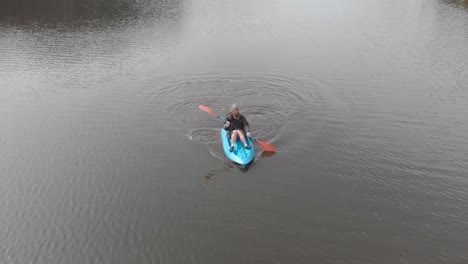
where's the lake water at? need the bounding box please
[1,0,468,263]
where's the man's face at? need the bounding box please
[232,109,239,115]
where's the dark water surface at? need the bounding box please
[1,0,468,263]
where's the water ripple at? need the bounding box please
[146,73,319,158]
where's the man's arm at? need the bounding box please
[223,114,232,130]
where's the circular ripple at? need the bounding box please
[147,73,319,158]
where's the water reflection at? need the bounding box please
[0,0,184,24]
[260,151,276,159]
[441,0,468,8]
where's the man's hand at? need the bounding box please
[224,121,230,128]
[246,132,251,138]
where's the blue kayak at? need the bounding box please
[221,128,255,166]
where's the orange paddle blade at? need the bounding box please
[256,139,276,152]
[198,105,219,118]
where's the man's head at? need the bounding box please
[231,104,239,115]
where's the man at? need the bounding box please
[223,104,251,152]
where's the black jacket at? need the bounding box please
[224,113,250,134]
